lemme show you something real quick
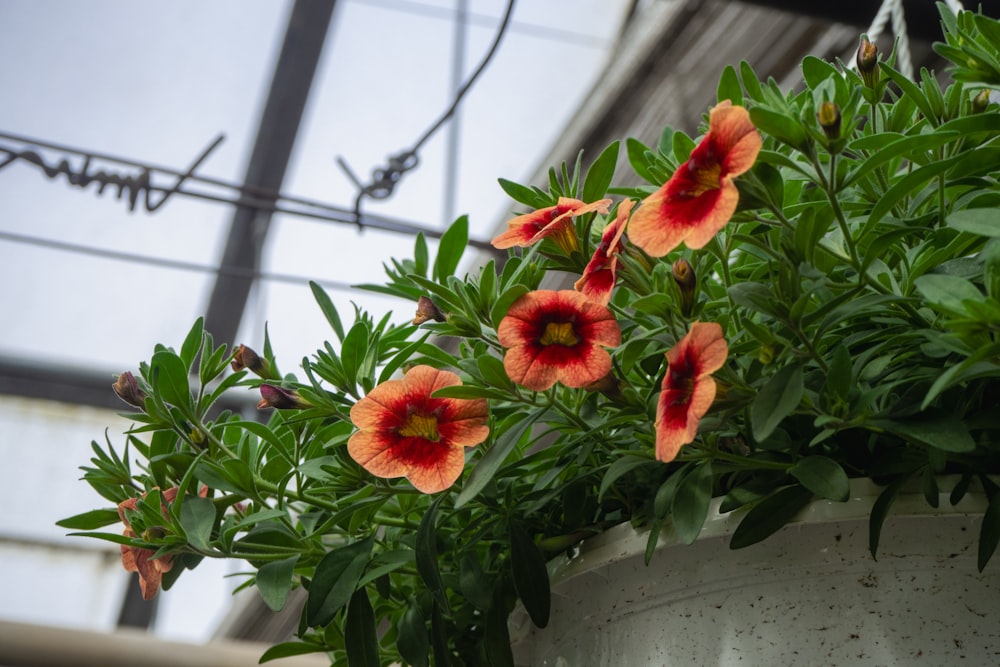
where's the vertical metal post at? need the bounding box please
[443,0,468,225]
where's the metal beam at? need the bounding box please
[202,0,337,347]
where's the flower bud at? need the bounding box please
[257,384,311,410]
[231,344,270,377]
[972,89,990,114]
[672,258,696,317]
[856,37,879,89]
[817,102,842,140]
[412,296,446,325]
[112,371,146,408]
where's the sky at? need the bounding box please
[0,0,630,643]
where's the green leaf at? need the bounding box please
[150,350,193,414]
[57,508,121,530]
[178,496,215,551]
[946,208,1000,237]
[179,318,204,371]
[307,536,373,627]
[433,215,469,282]
[508,519,550,628]
[397,601,429,667]
[730,485,813,549]
[826,344,852,403]
[483,600,515,667]
[309,281,345,341]
[416,497,449,612]
[598,455,654,502]
[258,641,327,664]
[872,415,976,452]
[751,364,804,442]
[914,274,983,317]
[256,555,298,612]
[413,232,429,277]
[801,55,840,91]
[739,60,763,101]
[717,63,743,106]
[625,137,658,185]
[498,177,549,209]
[430,602,452,667]
[459,552,493,610]
[456,416,535,508]
[671,461,714,545]
[979,491,1000,571]
[340,320,371,388]
[869,475,910,559]
[749,106,806,149]
[789,456,849,501]
[582,141,619,202]
[345,588,379,667]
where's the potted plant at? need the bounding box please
[62,5,1000,665]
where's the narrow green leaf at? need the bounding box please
[413,232,429,277]
[456,416,535,508]
[430,601,452,667]
[256,555,298,612]
[914,274,983,317]
[309,281,345,341]
[730,485,813,549]
[751,364,804,442]
[871,415,976,452]
[508,520,550,628]
[307,536,373,627]
[459,552,493,610]
[345,588,379,667]
[179,317,204,371]
[869,475,910,559]
[416,497,449,612]
[582,141,620,202]
[978,491,1000,571]
[598,455,654,502]
[57,508,121,530]
[717,63,743,106]
[258,641,326,664]
[498,177,549,209]
[644,520,662,566]
[150,350,193,414]
[178,496,215,551]
[671,461,714,545]
[483,602,515,667]
[789,456,849,501]
[433,215,469,282]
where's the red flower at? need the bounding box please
[655,322,728,462]
[348,365,489,494]
[498,290,621,391]
[118,488,174,600]
[491,197,611,254]
[574,199,633,305]
[628,101,761,257]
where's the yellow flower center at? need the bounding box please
[689,161,722,195]
[398,413,440,441]
[540,321,580,347]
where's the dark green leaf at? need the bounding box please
[671,461,714,545]
[459,552,493,610]
[484,602,515,667]
[508,520,550,628]
[598,455,654,502]
[307,536,374,627]
[430,601,451,667]
[978,491,1000,571]
[345,588,379,667]
[56,508,120,530]
[256,555,298,612]
[416,496,449,612]
[397,601,429,667]
[433,215,469,282]
[730,485,813,549]
[869,475,910,559]
[258,641,326,663]
[751,364,804,442]
[871,415,976,453]
[456,416,534,508]
[826,344,852,403]
[789,456,849,502]
[150,350,193,414]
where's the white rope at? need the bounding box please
[863,0,966,81]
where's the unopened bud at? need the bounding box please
[257,384,312,410]
[583,372,620,397]
[972,89,990,114]
[818,102,842,140]
[112,371,146,408]
[412,296,446,325]
[856,37,879,89]
[672,258,696,317]
[231,344,270,377]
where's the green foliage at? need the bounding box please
[62,6,1000,664]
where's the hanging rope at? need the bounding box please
[863,0,964,81]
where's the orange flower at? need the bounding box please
[628,101,761,257]
[348,365,489,494]
[491,197,611,254]
[655,322,728,462]
[118,487,182,600]
[498,290,621,391]
[574,199,633,305]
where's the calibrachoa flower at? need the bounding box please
[491,197,612,254]
[628,101,762,257]
[498,290,621,391]
[118,487,181,599]
[348,365,489,494]
[574,198,633,305]
[655,321,728,463]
